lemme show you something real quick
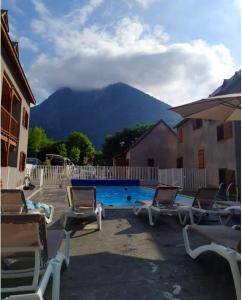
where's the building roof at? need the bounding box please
[113,119,177,159]
[1,10,36,105]
[174,118,190,128]
[210,70,241,96]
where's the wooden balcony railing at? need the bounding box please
[1,106,19,142]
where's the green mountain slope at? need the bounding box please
[30,83,181,149]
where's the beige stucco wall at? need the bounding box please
[177,120,237,187]
[127,121,178,168]
[1,47,30,188]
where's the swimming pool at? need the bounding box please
[96,186,192,207]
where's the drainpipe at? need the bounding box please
[234,122,241,191]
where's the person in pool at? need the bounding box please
[127,195,132,202]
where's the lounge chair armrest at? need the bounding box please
[191,207,231,215]
[191,207,207,213]
[232,225,241,231]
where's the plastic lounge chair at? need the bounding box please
[1,214,70,300]
[1,189,54,224]
[216,200,241,225]
[183,224,241,300]
[133,186,190,226]
[65,186,105,230]
[190,188,233,224]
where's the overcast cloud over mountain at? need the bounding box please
[3,0,240,105]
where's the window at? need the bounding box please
[147,158,154,167]
[19,151,26,172]
[192,119,203,130]
[198,150,205,169]
[1,141,8,167]
[176,157,183,168]
[22,107,29,129]
[219,169,235,186]
[217,123,233,141]
[178,128,183,143]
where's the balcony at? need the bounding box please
[1,106,19,142]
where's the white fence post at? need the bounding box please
[40,168,44,187]
[157,168,206,191]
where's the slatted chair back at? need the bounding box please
[67,186,96,212]
[1,214,48,266]
[153,186,179,207]
[1,189,28,214]
[192,188,218,209]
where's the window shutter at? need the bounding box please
[178,128,183,143]
[22,107,26,127]
[198,150,205,169]
[19,151,26,171]
[224,122,232,139]
[22,107,29,129]
[25,110,29,128]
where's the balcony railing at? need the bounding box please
[1,106,19,142]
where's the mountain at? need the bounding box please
[210,70,241,96]
[30,83,182,149]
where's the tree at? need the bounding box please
[102,123,154,165]
[93,151,106,166]
[67,131,95,165]
[69,147,81,164]
[57,143,67,157]
[28,127,50,158]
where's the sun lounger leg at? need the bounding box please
[147,207,154,226]
[183,225,192,256]
[225,213,233,225]
[227,251,241,300]
[178,212,184,225]
[182,225,212,258]
[97,206,102,230]
[45,205,55,224]
[38,263,54,299]
[101,204,106,219]
[133,205,144,215]
[52,259,61,300]
[64,230,71,267]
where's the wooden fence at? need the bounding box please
[28,166,206,191]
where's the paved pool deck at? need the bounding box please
[27,186,238,300]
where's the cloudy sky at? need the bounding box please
[2,0,241,105]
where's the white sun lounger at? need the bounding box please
[64,186,105,230]
[189,188,234,225]
[183,224,241,300]
[1,189,54,224]
[133,186,191,226]
[1,214,70,300]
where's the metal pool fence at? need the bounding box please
[27,165,206,191]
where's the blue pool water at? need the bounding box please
[96,186,192,207]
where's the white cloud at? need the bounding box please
[7,0,25,15]
[233,0,241,10]
[134,0,157,8]
[19,36,38,52]
[29,0,236,105]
